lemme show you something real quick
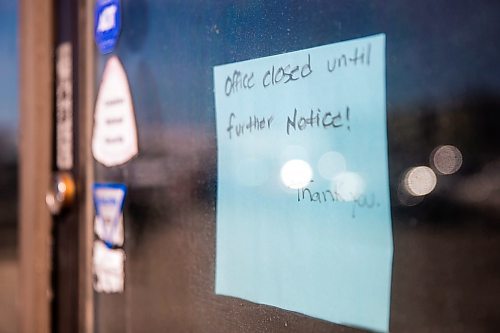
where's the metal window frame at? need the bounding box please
[18,0,95,331]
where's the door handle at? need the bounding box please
[45,172,76,215]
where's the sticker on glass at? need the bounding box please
[56,42,73,170]
[93,240,125,293]
[94,0,121,54]
[92,56,138,167]
[93,183,127,247]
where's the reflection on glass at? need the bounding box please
[460,176,493,203]
[91,0,500,331]
[403,166,437,196]
[456,159,500,204]
[318,151,346,180]
[397,183,425,206]
[280,159,313,189]
[331,171,365,201]
[431,145,463,175]
[58,181,67,193]
[280,145,309,162]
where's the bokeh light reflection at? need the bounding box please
[280,159,313,189]
[431,145,463,175]
[403,166,437,196]
[332,171,365,201]
[318,151,346,180]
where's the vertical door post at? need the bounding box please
[18,0,54,332]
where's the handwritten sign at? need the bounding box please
[214,34,392,332]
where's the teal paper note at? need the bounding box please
[214,34,392,332]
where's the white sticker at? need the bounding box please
[97,5,118,33]
[92,56,138,166]
[95,215,124,247]
[56,42,73,170]
[93,240,125,293]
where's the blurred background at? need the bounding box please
[0,0,18,332]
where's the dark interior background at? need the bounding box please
[94,1,500,332]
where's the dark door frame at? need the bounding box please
[19,0,95,332]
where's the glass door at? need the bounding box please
[88,1,500,332]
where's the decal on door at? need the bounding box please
[92,56,138,167]
[94,0,121,54]
[56,42,73,170]
[93,240,125,293]
[93,183,127,247]
[92,183,127,293]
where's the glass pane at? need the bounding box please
[93,1,500,332]
[0,0,18,332]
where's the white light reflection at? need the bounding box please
[431,145,463,175]
[332,171,365,201]
[57,182,67,193]
[404,166,437,196]
[318,151,346,180]
[280,159,313,189]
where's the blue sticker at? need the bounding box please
[214,34,392,332]
[94,0,121,54]
[93,183,127,248]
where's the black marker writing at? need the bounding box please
[327,44,371,73]
[286,106,351,135]
[296,180,380,218]
[227,112,274,139]
[225,70,255,97]
[262,54,312,88]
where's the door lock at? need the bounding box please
[45,172,76,215]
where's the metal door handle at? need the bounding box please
[45,172,76,215]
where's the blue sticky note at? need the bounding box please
[214,34,392,332]
[94,0,121,54]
